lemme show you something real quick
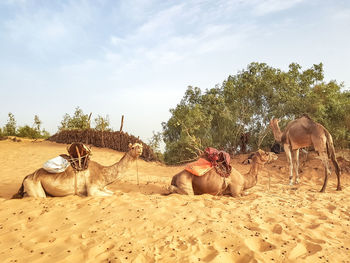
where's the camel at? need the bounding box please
[269,115,341,192]
[168,149,277,197]
[12,143,143,198]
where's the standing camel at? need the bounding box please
[269,115,341,192]
[168,149,277,197]
[12,143,143,198]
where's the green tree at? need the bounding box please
[59,107,91,130]
[33,115,42,132]
[94,114,111,147]
[41,129,51,139]
[94,115,111,131]
[17,125,40,139]
[148,131,164,162]
[4,112,17,136]
[162,86,213,163]
[161,62,350,164]
[0,127,5,139]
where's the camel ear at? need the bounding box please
[256,149,268,159]
[257,149,264,155]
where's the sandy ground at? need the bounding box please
[0,139,349,263]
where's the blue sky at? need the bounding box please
[1,0,349,143]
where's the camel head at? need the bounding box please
[269,118,280,128]
[254,149,278,165]
[128,143,143,158]
[269,118,283,142]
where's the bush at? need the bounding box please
[17,125,41,139]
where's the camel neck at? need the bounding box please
[103,152,136,185]
[271,121,283,142]
[243,161,261,190]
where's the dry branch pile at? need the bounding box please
[48,129,158,161]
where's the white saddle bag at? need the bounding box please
[43,156,70,173]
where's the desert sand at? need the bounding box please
[0,139,349,263]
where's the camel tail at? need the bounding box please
[325,129,341,176]
[11,175,28,199]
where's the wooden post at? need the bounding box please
[119,115,124,151]
[120,115,124,132]
[101,130,104,148]
[86,113,92,145]
[87,113,92,129]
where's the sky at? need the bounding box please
[1,0,350,144]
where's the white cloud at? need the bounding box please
[250,0,304,15]
[1,0,349,140]
[110,36,125,46]
[3,1,94,56]
[331,7,350,22]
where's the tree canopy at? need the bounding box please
[59,107,92,131]
[161,62,350,164]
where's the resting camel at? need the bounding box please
[168,149,277,197]
[12,143,143,198]
[270,115,341,192]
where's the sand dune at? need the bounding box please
[0,139,349,262]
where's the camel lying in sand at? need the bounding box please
[270,115,341,192]
[12,143,143,198]
[168,149,277,197]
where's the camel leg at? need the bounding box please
[319,152,331,193]
[168,173,194,195]
[170,180,194,195]
[23,177,47,198]
[228,183,243,197]
[103,187,115,195]
[284,145,294,185]
[292,149,300,184]
[168,185,194,195]
[87,185,114,197]
[330,154,342,191]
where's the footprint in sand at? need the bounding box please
[288,243,307,259]
[244,237,276,253]
[326,204,336,213]
[305,241,323,255]
[305,235,325,245]
[288,241,323,260]
[272,224,283,234]
[307,223,320,229]
[201,248,219,262]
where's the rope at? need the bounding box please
[73,170,77,196]
[136,158,140,186]
[68,154,90,161]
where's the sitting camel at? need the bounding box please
[270,115,341,192]
[168,149,277,197]
[12,143,143,198]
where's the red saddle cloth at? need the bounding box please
[185,158,213,176]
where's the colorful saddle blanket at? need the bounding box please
[185,158,213,176]
[186,147,232,177]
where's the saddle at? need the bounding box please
[60,142,91,171]
[204,147,232,178]
[185,158,213,176]
[185,147,232,177]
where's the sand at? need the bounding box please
[0,139,349,263]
